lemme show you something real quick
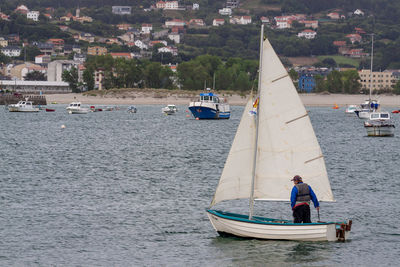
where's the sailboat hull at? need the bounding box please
[207,210,351,241]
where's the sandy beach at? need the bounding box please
[44,89,400,107]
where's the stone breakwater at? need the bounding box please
[0,94,47,105]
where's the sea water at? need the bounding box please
[0,105,398,266]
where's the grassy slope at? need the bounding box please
[317,55,360,67]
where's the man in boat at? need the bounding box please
[290,175,320,223]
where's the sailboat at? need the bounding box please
[206,26,352,242]
[355,34,379,119]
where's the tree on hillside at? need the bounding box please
[62,67,80,93]
[83,67,95,91]
[143,62,174,89]
[24,70,46,81]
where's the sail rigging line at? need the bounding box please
[286,113,309,124]
[304,155,324,164]
[271,74,289,83]
[249,25,264,220]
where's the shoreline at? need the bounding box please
[44,91,400,107]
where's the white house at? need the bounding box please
[168,33,180,44]
[354,9,364,16]
[27,11,40,21]
[165,19,186,27]
[219,8,232,16]
[230,16,252,25]
[274,16,293,29]
[112,6,132,15]
[297,29,317,39]
[134,40,148,49]
[35,54,51,64]
[15,5,29,14]
[193,3,199,10]
[213,19,225,26]
[165,1,179,10]
[1,46,21,57]
[158,46,178,56]
[260,16,269,24]
[141,24,153,34]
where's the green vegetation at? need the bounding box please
[317,55,359,68]
[314,69,361,93]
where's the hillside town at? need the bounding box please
[0,1,400,94]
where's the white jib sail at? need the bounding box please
[210,98,256,206]
[254,38,334,202]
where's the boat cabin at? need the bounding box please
[68,102,81,108]
[17,100,33,106]
[369,112,390,121]
[199,92,220,103]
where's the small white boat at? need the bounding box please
[355,100,379,119]
[68,108,90,114]
[345,105,357,114]
[127,106,137,113]
[364,112,395,137]
[66,102,82,112]
[162,104,178,115]
[66,102,91,114]
[8,99,39,112]
[207,26,352,242]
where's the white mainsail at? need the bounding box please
[210,99,256,206]
[211,36,334,206]
[254,38,334,202]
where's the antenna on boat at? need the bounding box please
[369,33,374,110]
[213,73,215,90]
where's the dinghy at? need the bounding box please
[206,26,352,242]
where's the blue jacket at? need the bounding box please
[290,182,319,209]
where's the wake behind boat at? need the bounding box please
[207,26,351,242]
[188,90,230,119]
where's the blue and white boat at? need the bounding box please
[188,91,230,119]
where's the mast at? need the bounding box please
[249,25,264,220]
[213,73,215,90]
[369,34,374,109]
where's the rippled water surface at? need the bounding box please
[0,104,399,266]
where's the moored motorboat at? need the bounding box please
[8,99,39,112]
[364,112,395,137]
[127,106,137,113]
[69,108,90,114]
[188,91,230,119]
[162,104,178,115]
[345,105,357,114]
